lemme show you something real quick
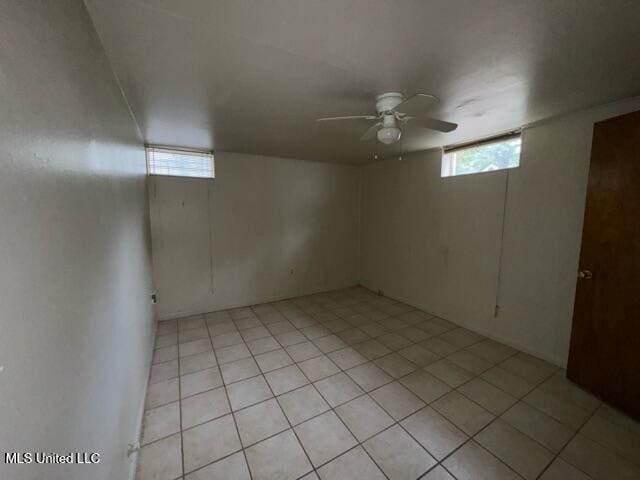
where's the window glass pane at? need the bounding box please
[146,147,214,178]
[442,136,521,177]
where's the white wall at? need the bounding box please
[361,97,640,366]
[0,2,154,480]
[149,152,361,319]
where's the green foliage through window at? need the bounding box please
[442,136,521,177]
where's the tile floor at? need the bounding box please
[138,286,640,480]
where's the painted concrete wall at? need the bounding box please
[0,2,155,480]
[361,97,640,366]
[149,152,361,319]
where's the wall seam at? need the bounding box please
[82,1,144,143]
[494,168,510,317]
[357,165,364,285]
[206,180,215,293]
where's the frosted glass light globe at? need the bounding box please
[377,126,401,144]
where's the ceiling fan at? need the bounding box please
[316,92,457,145]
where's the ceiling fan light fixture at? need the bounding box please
[377,126,401,144]
[315,91,457,146]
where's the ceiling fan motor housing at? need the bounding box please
[375,92,405,113]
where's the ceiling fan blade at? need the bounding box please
[408,116,458,133]
[316,115,378,122]
[360,123,381,141]
[394,93,439,115]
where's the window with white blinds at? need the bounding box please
[145,146,214,178]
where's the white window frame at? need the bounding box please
[145,145,215,179]
[441,131,521,178]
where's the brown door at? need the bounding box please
[567,110,640,418]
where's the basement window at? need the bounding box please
[441,132,521,177]
[146,146,214,179]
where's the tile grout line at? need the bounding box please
[445,363,560,478]
[269,290,582,479]
[203,314,255,480]
[234,303,381,479]
[216,300,397,479]
[147,287,614,480]
[157,327,520,414]
[148,291,416,477]
[436,356,587,480]
[260,302,453,478]
[285,350,392,479]
[151,309,479,425]
[176,337,186,480]
[240,331,319,480]
[533,403,602,480]
[169,348,580,480]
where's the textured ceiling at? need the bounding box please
[85,0,640,164]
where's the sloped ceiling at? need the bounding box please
[85,0,640,164]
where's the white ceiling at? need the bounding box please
[85,0,640,164]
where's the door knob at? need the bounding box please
[578,270,593,279]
